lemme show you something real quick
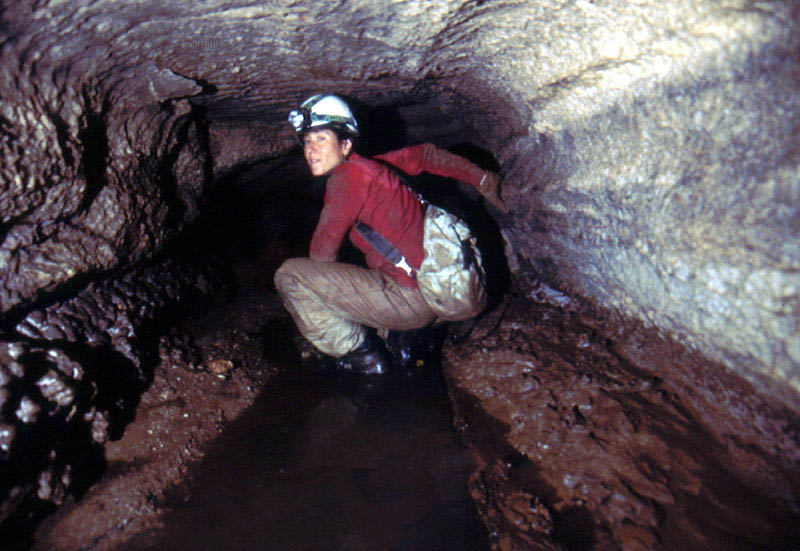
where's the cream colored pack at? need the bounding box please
[417,205,487,321]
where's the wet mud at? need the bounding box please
[444,279,800,551]
[30,281,281,551]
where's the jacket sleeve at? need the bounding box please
[375,143,487,189]
[309,166,364,261]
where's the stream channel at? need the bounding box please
[120,352,490,550]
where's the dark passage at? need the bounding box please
[120,361,488,551]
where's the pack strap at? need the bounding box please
[354,221,415,278]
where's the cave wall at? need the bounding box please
[0,4,211,312]
[496,4,800,409]
[1,0,798,538]
[1,0,221,524]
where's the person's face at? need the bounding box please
[303,128,352,177]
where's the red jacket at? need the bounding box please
[309,143,487,288]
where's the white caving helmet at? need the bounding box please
[288,94,359,138]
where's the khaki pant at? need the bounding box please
[274,258,437,357]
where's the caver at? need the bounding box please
[275,94,507,374]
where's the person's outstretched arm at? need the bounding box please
[376,143,508,212]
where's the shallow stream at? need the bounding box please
[120,362,489,551]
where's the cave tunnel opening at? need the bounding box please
[17,88,798,551]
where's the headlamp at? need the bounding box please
[288,94,358,137]
[288,109,309,133]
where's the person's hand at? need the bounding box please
[478,172,509,213]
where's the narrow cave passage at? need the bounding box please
[28,95,799,551]
[3,1,799,545]
[30,103,506,550]
[14,87,800,550]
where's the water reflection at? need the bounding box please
[122,366,489,551]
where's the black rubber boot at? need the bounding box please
[336,332,389,375]
[386,325,449,370]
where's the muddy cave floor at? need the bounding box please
[24,255,799,551]
[30,257,495,551]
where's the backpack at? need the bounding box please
[354,203,487,322]
[416,204,487,321]
[352,157,489,321]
